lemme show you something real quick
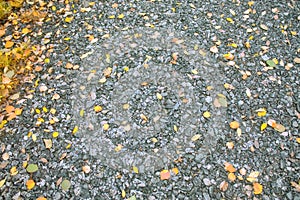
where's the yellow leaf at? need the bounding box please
[80,109,84,117]
[191,134,201,141]
[191,69,198,74]
[37,196,47,200]
[50,108,56,114]
[15,108,23,116]
[228,43,238,48]
[10,166,18,176]
[94,105,102,112]
[248,1,255,6]
[0,178,6,188]
[35,109,41,114]
[65,16,74,23]
[121,189,126,198]
[123,103,129,110]
[226,18,234,23]
[44,58,50,63]
[253,182,263,194]
[223,52,234,60]
[245,42,251,48]
[115,144,123,152]
[32,134,37,142]
[108,15,115,19]
[132,166,139,174]
[228,172,236,182]
[260,123,267,131]
[26,179,35,190]
[22,28,31,34]
[66,143,72,149]
[52,5,56,11]
[172,167,179,175]
[256,108,267,117]
[173,125,178,132]
[226,142,234,149]
[72,126,78,134]
[156,93,163,100]
[296,138,300,144]
[118,13,124,19]
[203,111,211,118]
[42,107,48,113]
[103,123,109,131]
[52,132,59,138]
[123,66,129,72]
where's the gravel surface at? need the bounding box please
[0,0,300,199]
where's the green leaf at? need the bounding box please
[266,60,276,67]
[61,179,71,191]
[26,164,38,173]
[128,195,136,200]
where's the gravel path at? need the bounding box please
[0,0,300,199]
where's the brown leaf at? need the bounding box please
[219,180,228,191]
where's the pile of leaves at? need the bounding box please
[0,0,47,128]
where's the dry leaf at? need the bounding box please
[203,111,211,118]
[229,121,240,129]
[103,123,109,131]
[156,93,163,100]
[219,180,228,191]
[223,52,234,60]
[256,108,267,117]
[260,123,267,131]
[2,153,9,160]
[253,182,263,194]
[172,167,179,175]
[224,162,236,173]
[132,166,139,174]
[160,170,171,180]
[191,134,201,141]
[226,142,234,149]
[228,172,236,182]
[43,139,52,149]
[26,179,35,190]
[210,46,218,53]
[291,181,300,192]
[82,165,91,173]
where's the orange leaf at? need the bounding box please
[160,170,171,180]
[36,196,47,200]
[26,179,35,190]
[253,182,263,194]
[229,121,239,129]
[5,41,14,49]
[171,167,179,175]
[224,162,236,173]
[5,105,15,113]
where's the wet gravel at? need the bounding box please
[0,0,300,199]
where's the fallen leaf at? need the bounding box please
[103,123,109,131]
[247,171,260,182]
[274,123,285,132]
[203,111,211,118]
[121,189,126,198]
[210,46,218,53]
[294,57,300,64]
[36,197,47,200]
[61,179,71,191]
[82,165,91,173]
[43,139,52,149]
[10,166,18,176]
[26,179,35,190]
[260,123,267,131]
[172,167,179,175]
[132,166,139,174]
[256,108,267,117]
[2,153,9,160]
[65,16,74,23]
[266,60,276,67]
[219,180,228,191]
[26,164,38,173]
[52,93,60,100]
[52,132,59,138]
[72,126,78,134]
[229,121,239,129]
[191,134,201,141]
[94,105,102,112]
[223,52,234,60]
[253,182,263,194]
[260,24,268,31]
[228,172,236,182]
[160,170,171,180]
[226,142,234,149]
[291,181,300,192]
[156,93,163,100]
[5,41,14,48]
[224,162,236,173]
[0,178,6,188]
